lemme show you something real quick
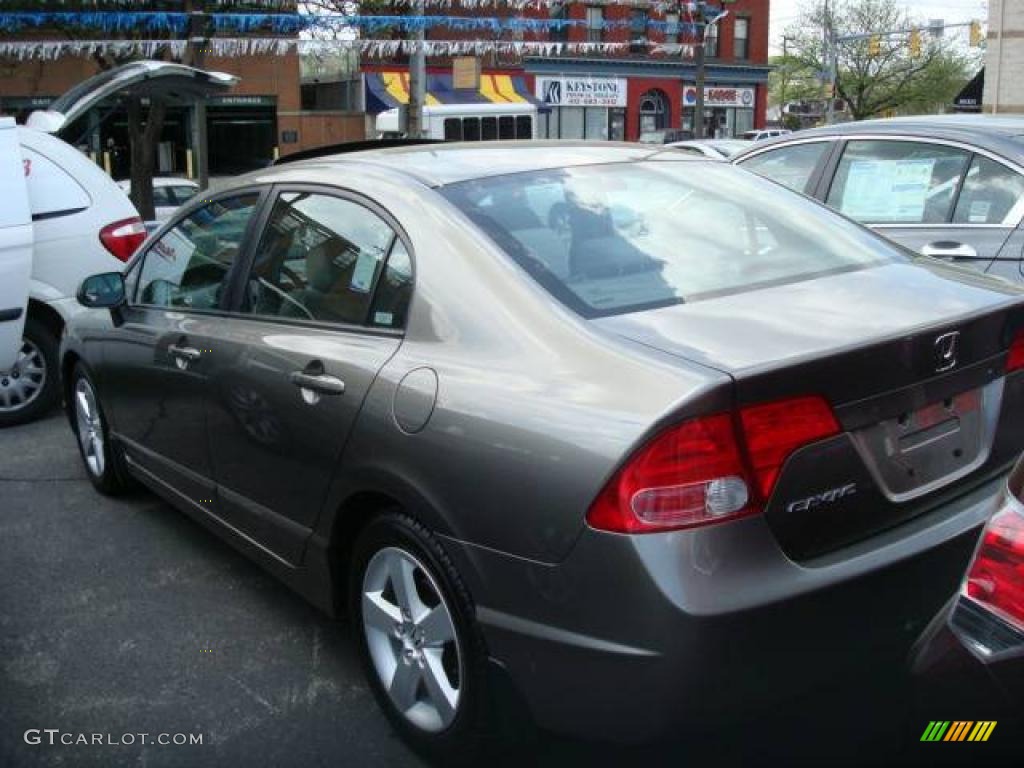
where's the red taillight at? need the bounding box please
[587,396,840,534]
[99,217,146,262]
[963,494,1024,632]
[1007,330,1024,373]
[740,396,841,500]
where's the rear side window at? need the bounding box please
[826,140,970,224]
[21,146,91,218]
[136,194,260,310]
[442,162,901,318]
[952,155,1024,225]
[739,142,829,193]
[152,187,174,207]
[241,192,399,326]
[444,118,463,141]
[172,186,198,205]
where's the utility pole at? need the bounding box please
[407,0,426,137]
[824,0,835,125]
[694,21,706,138]
[185,0,209,189]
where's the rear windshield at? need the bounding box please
[440,161,903,317]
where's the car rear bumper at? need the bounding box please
[441,474,1003,742]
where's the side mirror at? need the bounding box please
[77,272,126,309]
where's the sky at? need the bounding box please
[768,0,990,53]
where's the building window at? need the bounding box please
[638,89,668,133]
[586,6,604,43]
[630,10,648,53]
[735,18,750,60]
[664,13,680,45]
[550,3,569,43]
[703,21,719,58]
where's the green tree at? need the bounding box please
[782,0,978,120]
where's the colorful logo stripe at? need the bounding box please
[920,721,996,742]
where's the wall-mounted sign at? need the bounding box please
[281,130,298,144]
[535,76,627,108]
[683,86,755,109]
[452,57,481,90]
[209,95,277,107]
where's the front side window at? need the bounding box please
[826,140,971,224]
[242,192,401,327]
[136,193,260,310]
[952,155,1024,225]
[441,162,902,318]
[738,141,829,193]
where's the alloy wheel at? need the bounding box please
[0,338,46,413]
[74,377,105,477]
[362,546,463,733]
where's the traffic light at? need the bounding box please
[868,35,881,56]
[970,20,983,47]
[909,28,921,57]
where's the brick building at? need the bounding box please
[364,1,771,141]
[0,4,364,177]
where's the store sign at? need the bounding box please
[535,76,627,108]
[683,86,755,108]
[209,95,276,107]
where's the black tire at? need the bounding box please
[349,512,494,764]
[69,363,132,495]
[0,317,60,427]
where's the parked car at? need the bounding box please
[638,128,693,144]
[62,142,1024,760]
[741,128,792,141]
[911,453,1024,739]
[0,117,143,426]
[667,138,753,158]
[733,115,1024,284]
[0,60,236,427]
[117,177,199,222]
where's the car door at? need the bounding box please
[735,140,836,195]
[0,117,33,373]
[101,190,266,505]
[821,138,1023,275]
[201,186,413,564]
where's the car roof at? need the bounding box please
[229,141,696,188]
[745,115,1024,162]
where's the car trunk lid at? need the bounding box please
[595,261,1024,559]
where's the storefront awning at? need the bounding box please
[365,71,546,113]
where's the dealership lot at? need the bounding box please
[1,412,1018,768]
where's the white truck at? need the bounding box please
[375,102,538,141]
[0,61,236,426]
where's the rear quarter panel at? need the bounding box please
[305,167,732,563]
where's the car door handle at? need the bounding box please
[921,241,978,260]
[168,344,201,362]
[289,371,346,396]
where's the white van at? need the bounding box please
[0,61,237,426]
[376,102,538,142]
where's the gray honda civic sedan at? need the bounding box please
[62,142,1024,760]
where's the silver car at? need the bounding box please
[733,115,1024,284]
[62,142,1024,760]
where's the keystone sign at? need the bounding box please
[683,86,755,109]
[536,76,628,108]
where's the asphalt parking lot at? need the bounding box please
[1,412,1019,768]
